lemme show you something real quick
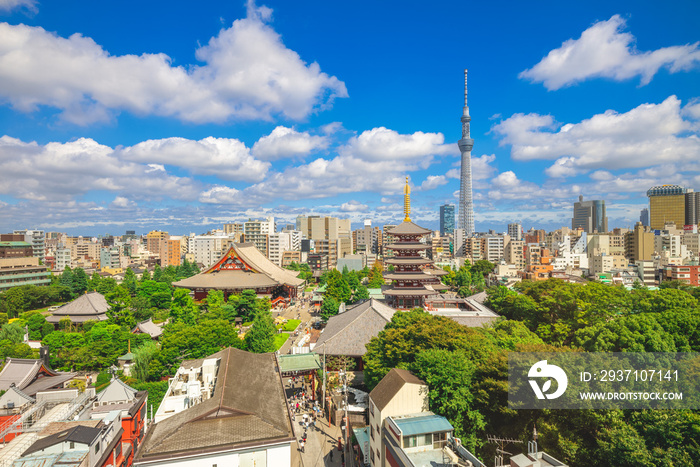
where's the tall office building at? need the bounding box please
[647,185,687,230]
[640,208,649,227]
[686,191,700,226]
[439,204,455,236]
[572,195,608,233]
[457,69,475,236]
[507,222,522,241]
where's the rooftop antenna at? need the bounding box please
[487,434,523,467]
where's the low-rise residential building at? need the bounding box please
[665,264,700,286]
[365,368,484,467]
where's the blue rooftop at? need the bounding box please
[393,413,453,437]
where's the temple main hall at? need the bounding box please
[173,242,305,302]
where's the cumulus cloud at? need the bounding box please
[110,196,136,209]
[119,136,269,182]
[0,4,347,124]
[446,154,497,181]
[340,127,453,162]
[340,200,368,212]
[251,126,328,160]
[493,96,700,177]
[0,135,199,202]
[0,0,35,12]
[520,15,700,90]
[198,186,241,205]
[418,175,448,191]
[487,170,581,201]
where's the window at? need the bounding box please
[69,442,75,449]
[370,425,374,440]
[95,442,100,453]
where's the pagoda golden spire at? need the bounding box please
[403,176,411,222]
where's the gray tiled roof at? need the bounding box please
[46,292,109,323]
[314,299,396,357]
[134,347,294,462]
[131,318,163,339]
[387,222,432,236]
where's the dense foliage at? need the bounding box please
[363,280,700,466]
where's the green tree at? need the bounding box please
[132,340,160,381]
[244,310,277,353]
[3,287,26,318]
[73,268,89,295]
[320,297,340,321]
[152,264,163,282]
[325,270,352,304]
[88,271,102,291]
[122,268,138,295]
[410,349,485,452]
[354,285,370,302]
[106,286,135,328]
[367,261,385,288]
[170,289,198,325]
[204,290,225,318]
[0,322,26,343]
[60,267,74,296]
[227,289,263,322]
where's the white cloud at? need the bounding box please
[251,126,328,160]
[339,200,368,212]
[110,196,136,209]
[447,154,497,181]
[0,135,199,202]
[119,136,269,182]
[589,170,614,181]
[520,15,700,90]
[487,170,580,201]
[418,175,448,191]
[0,0,35,12]
[494,96,700,177]
[198,186,241,205]
[340,127,452,162]
[0,4,347,124]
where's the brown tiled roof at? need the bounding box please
[0,358,71,394]
[172,270,279,290]
[386,243,429,250]
[387,222,432,236]
[384,272,437,281]
[382,287,438,296]
[314,299,396,357]
[369,368,426,411]
[384,257,431,265]
[46,292,109,323]
[134,347,294,462]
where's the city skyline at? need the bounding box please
[0,1,699,235]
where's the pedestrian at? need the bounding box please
[300,440,305,453]
[330,450,334,461]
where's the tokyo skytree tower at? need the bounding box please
[457,69,475,235]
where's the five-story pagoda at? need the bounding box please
[383,178,449,309]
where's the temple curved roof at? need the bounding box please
[173,243,304,291]
[386,222,432,236]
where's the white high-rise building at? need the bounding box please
[457,70,475,236]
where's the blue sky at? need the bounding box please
[0,0,699,235]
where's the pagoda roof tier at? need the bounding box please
[384,272,439,281]
[429,283,450,290]
[384,257,431,265]
[386,243,429,251]
[387,221,433,236]
[425,268,448,276]
[383,287,439,296]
